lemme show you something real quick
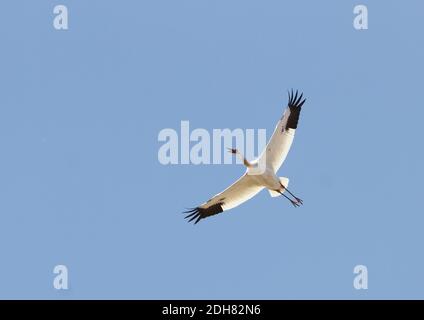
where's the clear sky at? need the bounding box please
[0,0,423,299]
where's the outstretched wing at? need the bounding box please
[184,174,263,224]
[259,89,306,172]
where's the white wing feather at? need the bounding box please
[184,174,263,223]
[259,90,305,172]
[259,109,296,172]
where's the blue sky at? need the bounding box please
[0,0,423,299]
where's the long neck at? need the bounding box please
[237,152,252,168]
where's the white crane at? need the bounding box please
[184,90,306,224]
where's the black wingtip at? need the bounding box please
[194,216,202,224]
[288,89,305,109]
[183,207,202,224]
[182,203,224,225]
[285,89,306,130]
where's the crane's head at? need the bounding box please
[227,148,238,155]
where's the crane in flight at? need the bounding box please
[184,90,306,224]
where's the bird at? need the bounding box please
[184,89,306,224]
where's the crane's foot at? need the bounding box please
[295,197,303,205]
[291,200,300,207]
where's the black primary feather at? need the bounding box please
[183,202,224,224]
[284,89,306,131]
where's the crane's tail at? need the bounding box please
[268,177,290,197]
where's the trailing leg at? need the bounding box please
[277,190,300,207]
[280,184,303,205]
